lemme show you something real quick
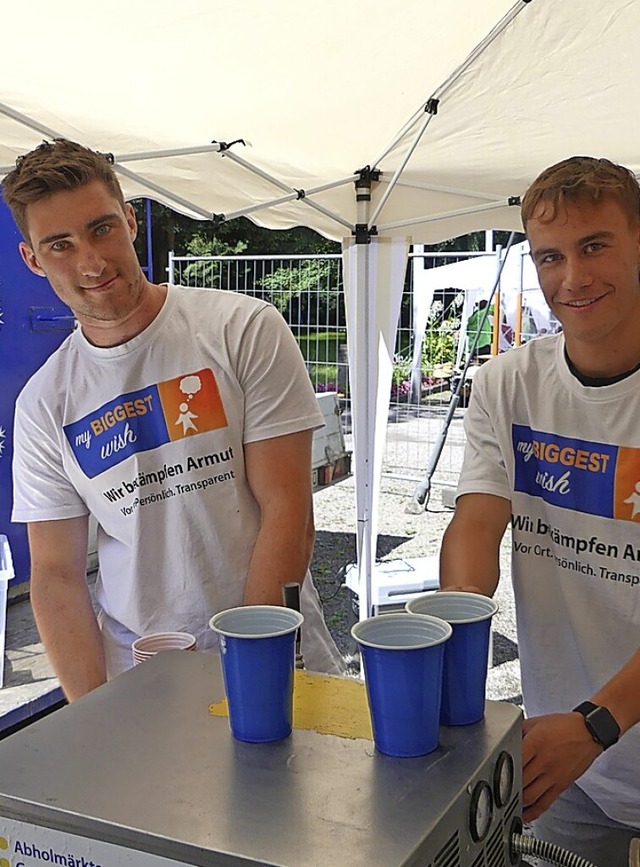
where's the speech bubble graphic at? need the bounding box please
[179,375,202,399]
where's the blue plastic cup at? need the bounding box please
[406,592,499,726]
[350,613,452,757]
[209,605,304,743]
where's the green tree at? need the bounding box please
[132,200,339,281]
[257,258,342,318]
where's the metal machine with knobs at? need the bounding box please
[0,651,524,867]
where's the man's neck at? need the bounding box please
[565,346,640,386]
[82,281,168,348]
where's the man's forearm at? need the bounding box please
[243,431,316,607]
[440,520,501,595]
[439,493,511,596]
[31,576,106,701]
[243,511,314,606]
[591,647,640,735]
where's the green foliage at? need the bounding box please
[132,199,340,280]
[296,331,344,393]
[425,230,526,255]
[186,235,247,257]
[296,331,345,363]
[391,352,413,386]
[179,235,248,288]
[420,300,459,374]
[257,259,341,314]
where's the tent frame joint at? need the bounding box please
[353,223,378,245]
[210,138,246,153]
[355,165,381,187]
[425,97,439,115]
[508,195,522,207]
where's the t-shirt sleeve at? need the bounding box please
[236,304,324,443]
[456,365,512,503]
[12,390,89,523]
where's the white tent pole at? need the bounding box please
[370,0,531,168]
[360,1,529,236]
[0,104,222,223]
[345,229,409,622]
[392,178,504,201]
[0,101,59,139]
[114,145,226,161]
[221,150,354,231]
[221,176,356,222]
[429,1,530,102]
[379,198,517,232]
[344,171,410,625]
[114,164,214,220]
[491,246,503,356]
[352,175,374,622]
[368,110,437,227]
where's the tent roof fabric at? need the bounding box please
[1,0,638,242]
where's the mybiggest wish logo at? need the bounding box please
[64,368,228,478]
[512,424,640,522]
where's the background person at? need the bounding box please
[466,298,493,359]
[440,156,640,864]
[4,138,343,702]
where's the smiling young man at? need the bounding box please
[440,157,640,864]
[4,139,343,702]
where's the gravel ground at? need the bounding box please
[310,473,522,705]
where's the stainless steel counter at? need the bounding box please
[0,651,523,866]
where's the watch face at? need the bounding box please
[586,706,620,749]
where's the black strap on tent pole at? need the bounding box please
[406,230,518,514]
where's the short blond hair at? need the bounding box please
[521,156,640,229]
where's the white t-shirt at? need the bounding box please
[13,285,343,675]
[457,334,640,827]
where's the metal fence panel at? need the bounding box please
[168,251,489,491]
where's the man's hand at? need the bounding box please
[438,585,486,594]
[521,713,603,822]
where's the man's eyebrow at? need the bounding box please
[37,230,71,248]
[86,212,121,230]
[577,230,614,245]
[37,212,121,248]
[530,245,558,262]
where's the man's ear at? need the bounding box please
[125,202,138,243]
[19,241,46,277]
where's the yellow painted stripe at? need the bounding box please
[209,670,373,740]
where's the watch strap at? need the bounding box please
[572,701,620,750]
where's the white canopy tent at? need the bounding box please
[1,0,638,617]
[411,242,554,376]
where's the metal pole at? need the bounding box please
[406,232,517,513]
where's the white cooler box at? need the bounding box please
[0,535,15,689]
[343,555,493,666]
[343,556,440,651]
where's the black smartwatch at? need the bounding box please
[572,701,620,750]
